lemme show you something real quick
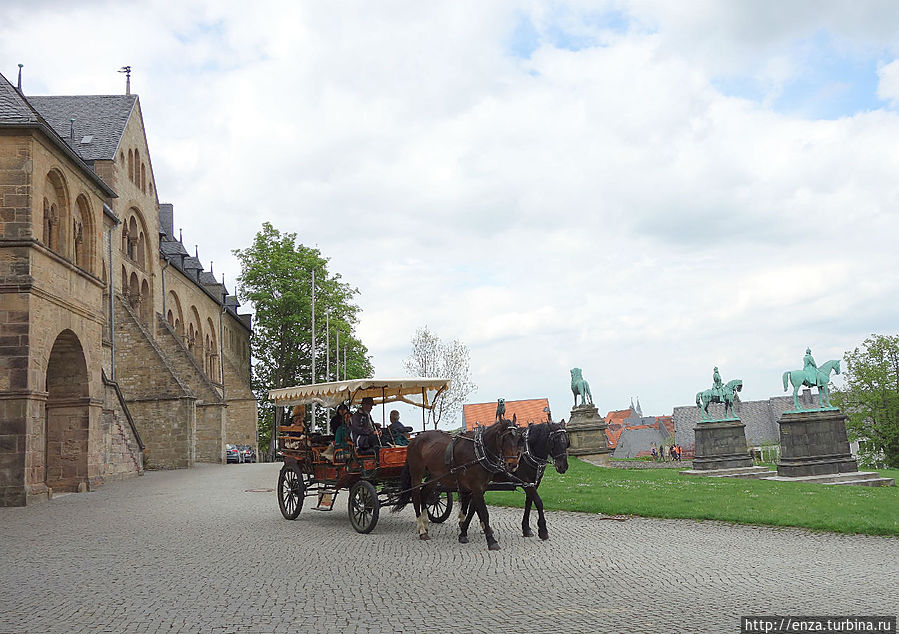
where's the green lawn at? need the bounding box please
[485,459,899,536]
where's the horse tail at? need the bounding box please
[391,460,412,513]
[695,392,702,407]
[782,371,790,392]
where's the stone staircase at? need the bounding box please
[680,465,774,479]
[762,471,895,487]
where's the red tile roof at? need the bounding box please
[657,415,674,435]
[463,398,550,431]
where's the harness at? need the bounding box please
[473,425,512,474]
[518,426,570,487]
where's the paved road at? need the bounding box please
[1,463,896,633]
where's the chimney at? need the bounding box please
[16,64,23,93]
[158,203,174,238]
[69,118,75,142]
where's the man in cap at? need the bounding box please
[350,396,382,454]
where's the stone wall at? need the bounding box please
[223,356,257,451]
[114,295,195,469]
[99,380,143,479]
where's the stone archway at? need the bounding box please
[44,330,89,492]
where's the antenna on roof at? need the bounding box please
[16,64,23,93]
[195,245,198,258]
[209,261,213,275]
[178,228,182,243]
[118,66,132,95]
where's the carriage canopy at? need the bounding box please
[268,377,451,410]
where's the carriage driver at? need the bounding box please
[350,397,383,454]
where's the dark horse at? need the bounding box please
[392,417,521,551]
[460,421,569,541]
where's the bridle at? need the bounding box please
[520,425,569,481]
[473,423,520,474]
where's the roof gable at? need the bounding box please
[0,74,39,124]
[28,94,136,161]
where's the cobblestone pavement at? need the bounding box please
[1,463,896,634]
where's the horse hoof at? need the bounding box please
[488,543,501,551]
[539,532,549,541]
[419,534,430,541]
[458,535,468,544]
[523,529,534,537]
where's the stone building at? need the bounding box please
[0,71,256,506]
[604,404,674,458]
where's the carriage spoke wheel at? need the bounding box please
[425,490,454,524]
[348,480,380,534]
[278,464,305,520]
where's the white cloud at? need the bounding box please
[3,1,899,423]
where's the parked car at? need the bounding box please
[239,445,256,463]
[226,444,242,463]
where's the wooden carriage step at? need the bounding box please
[312,491,337,511]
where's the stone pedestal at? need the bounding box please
[566,405,611,466]
[692,419,753,470]
[776,409,858,477]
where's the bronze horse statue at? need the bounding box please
[783,359,840,410]
[392,417,521,551]
[696,379,742,420]
[570,368,593,407]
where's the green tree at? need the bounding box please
[233,223,373,454]
[833,333,899,468]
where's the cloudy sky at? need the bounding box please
[4,1,899,424]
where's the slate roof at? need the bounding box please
[463,398,550,431]
[0,74,39,124]
[0,73,116,197]
[28,94,136,162]
[613,426,669,459]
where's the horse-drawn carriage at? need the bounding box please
[268,378,454,534]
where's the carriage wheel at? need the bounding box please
[348,480,380,534]
[278,464,305,520]
[425,490,454,524]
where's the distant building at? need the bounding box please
[673,389,819,451]
[463,398,550,431]
[604,407,673,458]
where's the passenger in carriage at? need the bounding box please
[350,396,383,454]
[329,403,349,435]
[322,406,350,462]
[388,410,413,446]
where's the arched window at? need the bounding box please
[121,265,127,294]
[167,310,174,326]
[140,163,146,193]
[134,150,140,186]
[140,279,151,322]
[127,217,138,261]
[44,170,69,257]
[128,149,134,182]
[129,272,139,310]
[42,198,52,247]
[136,232,145,267]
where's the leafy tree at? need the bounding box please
[833,333,899,468]
[403,326,476,429]
[234,223,373,454]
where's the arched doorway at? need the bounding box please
[44,330,89,492]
